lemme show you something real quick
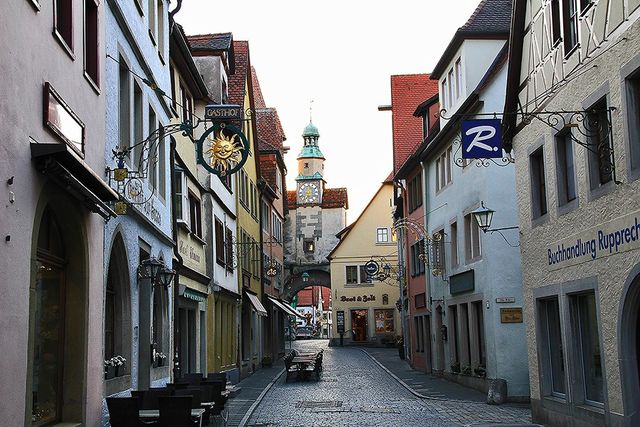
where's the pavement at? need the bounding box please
[225,360,285,427]
[239,340,538,427]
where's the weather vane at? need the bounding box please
[309,99,314,123]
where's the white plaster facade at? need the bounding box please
[422,40,529,399]
[506,1,640,425]
[103,0,174,407]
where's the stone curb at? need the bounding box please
[359,349,478,404]
[238,367,286,427]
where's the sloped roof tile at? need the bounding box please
[187,32,233,51]
[391,74,439,175]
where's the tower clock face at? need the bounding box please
[298,182,320,204]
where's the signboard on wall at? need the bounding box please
[500,307,523,323]
[336,311,345,334]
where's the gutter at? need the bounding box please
[170,135,184,381]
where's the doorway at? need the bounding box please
[351,309,368,342]
[620,269,640,425]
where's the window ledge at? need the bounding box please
[83,72,100,95]
[564,43,580,61]
[575,403,605,415]
[177,220,190,232]
[588,179,616,202]
[557,196,579,216]
[531,212,550,229]
[149,29,157,47]
[191,233,207,245]
[53,29,75,60]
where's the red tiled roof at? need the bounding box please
[259,156,278,190]
[251,66,267,109]
[391,74,439,175]
[321,188,348,209]
[287,188,348,210]
[287,190,297,210]
[256,108,286,151]
[229,41,249,107]
[384,171,394,183]
[296,286,331,310]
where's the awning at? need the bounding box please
[182,287,208,303]
[31,140,119,219]
[245,292,268,317]
[268,296,304,319]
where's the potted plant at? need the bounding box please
[461,365,472,376]
[474,364,486,377]
[104,355,126,379]
[155,352,166,367]
[451,362,461,373]
[104,359,116,380]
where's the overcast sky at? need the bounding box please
[177,0,483,222]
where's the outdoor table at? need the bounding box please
[139,408,205,426]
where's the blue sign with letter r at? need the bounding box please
[461,119,502,159]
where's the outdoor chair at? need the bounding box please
[106,397,140,427]
[284,353,298,382]
[183,372,205,384]
[206,372,227,384]
[201,381,228,427]
[158,396,193,427]
[133,388,173,410]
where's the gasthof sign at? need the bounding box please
[205,104,243,121]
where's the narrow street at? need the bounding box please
[246,341,533,426]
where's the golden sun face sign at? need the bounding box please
[196,123,249,176]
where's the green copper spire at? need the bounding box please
[297,120,324,159]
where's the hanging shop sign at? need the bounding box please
[205,104,243,121]
[461,119,502,159]
[364,261,379,276]
[196,122,249,177]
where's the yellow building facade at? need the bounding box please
[231,41,266,376]
[329,180,400,346]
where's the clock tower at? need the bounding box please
[296,121,325,205]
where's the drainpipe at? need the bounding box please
[170,135,184,381]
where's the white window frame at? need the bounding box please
[175,169,189,225]
[376,227,390,243]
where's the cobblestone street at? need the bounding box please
[246,340,534,426]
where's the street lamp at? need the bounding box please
[138,257,163,282]
[472,201,518,233]
[158,267,176,288]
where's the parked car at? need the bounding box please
[295,326,313,340]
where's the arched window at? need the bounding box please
[32,208,66,425]
[104,234,131,385]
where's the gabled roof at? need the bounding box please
[327,180,392,260]
[391,74,439,175]
[251,66,267,109]
[431,0,512,79]
[256,108,286,151]
[188,32,233,51]
[170,24,208,100]
[228,41,249,107]
[286,188,349,210]
[258,157,278,193]
[322,188,348,209]
[187,32,235,74]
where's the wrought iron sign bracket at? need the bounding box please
[393,218,447,280]
[440,106,620,184]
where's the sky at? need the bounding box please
[177,0,483,223]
